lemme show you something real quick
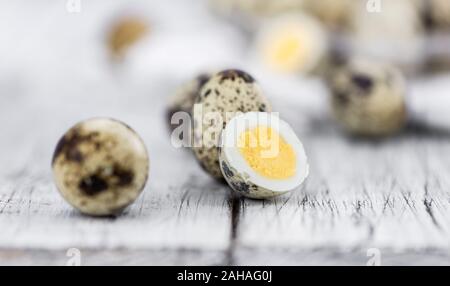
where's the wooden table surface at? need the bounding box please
[0,0,449,266]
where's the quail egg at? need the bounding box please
[219,112,309,199]
[52,118,149,216]
[255,13,327,74]
[192,69,272,179]
[107,16,149,59]
[328,59,407,137]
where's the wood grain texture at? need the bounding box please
[1,78,449,265]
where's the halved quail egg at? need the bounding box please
[219,112,309,199]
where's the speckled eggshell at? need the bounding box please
[192,70,272,179]
[219,148,288,199]
[328,60,407,137]
[52,118,149,216]
[167,73,211,131]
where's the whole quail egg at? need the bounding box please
[107,16,149,59]
[52,118,149,216]
[255,13,327,74]
[220,112,309,199]
[192,69,272,179]
[327,59,407,137]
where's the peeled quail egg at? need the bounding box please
[52,118,149,216]
[219,112,309,199]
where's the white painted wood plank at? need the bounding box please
[1,248,449,266]
[233,248,450,266]
[1,73,450,265]
[0,249,226,266]
[0,90,231,253]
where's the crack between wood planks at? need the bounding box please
[225,194,242,266]
[423,183,442,230]
[0,186,17,214]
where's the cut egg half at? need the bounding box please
[219,112,309,199]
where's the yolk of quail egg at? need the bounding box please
[238,126,296,180]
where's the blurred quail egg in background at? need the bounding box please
[253,13,328,74]
[420,0,450,30]
[327,58,407,137]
